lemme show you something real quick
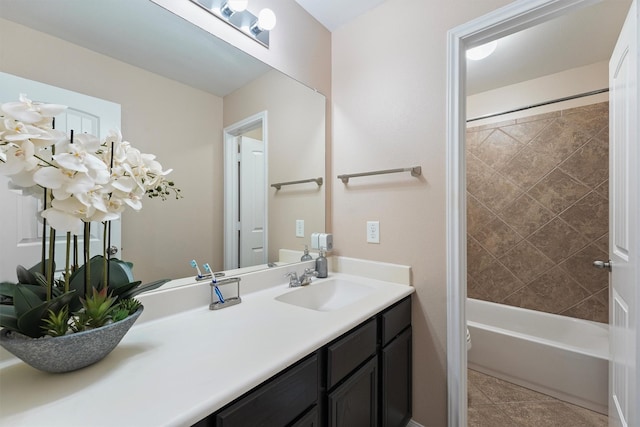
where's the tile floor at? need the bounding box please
[467,369,608,427]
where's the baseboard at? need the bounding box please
[407,420,425,427]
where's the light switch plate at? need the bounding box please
[296,220,304,237]
[367,221,380,244]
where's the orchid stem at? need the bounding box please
[47,227,55,301]
[102,223,108,291]
[65,233,71,293]
[84,222,90,297]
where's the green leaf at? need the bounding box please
[109,281,140,299]
[16,301,50,338]
[13,284,45,319]
[16,265,35,284]
[108,258,135,285]
[28,259,55,277]
[123,279,169,299]
[0,282,17,298]
[14,290,76,338]
[0,283,48,301]
[0,305,19,332]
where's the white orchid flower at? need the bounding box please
[33,167,97,201]
[0,140,38,176]
[2,95,180,238]
[41,197,89,235]
[1,94,66,125]
[111,187,145,211]
[53,134,110,187]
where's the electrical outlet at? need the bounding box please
[296,219,304,237]
[367,221,380,244]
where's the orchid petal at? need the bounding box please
[41,207,84,235]
[33,167,66,189]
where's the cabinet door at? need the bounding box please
[328,357,377,427]
[381,327,412,427]
[291,406,319,427]
[215,354,318,427]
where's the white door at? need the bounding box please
[239,136,266,267]
[0,72,121,282]
[608,1,638,426]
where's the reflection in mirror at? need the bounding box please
[0,0,325,284]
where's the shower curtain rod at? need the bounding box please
[466,88,609,123]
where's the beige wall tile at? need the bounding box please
[528,168,590,214]
[474,218,524,257]
[499,241,555,284]
[528,218,590,262]
[560,191,608,240]
[499,194,555,237]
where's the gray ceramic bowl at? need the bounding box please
[0,306,143,373]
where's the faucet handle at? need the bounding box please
[304,268,318,276]
[285,272,298,280]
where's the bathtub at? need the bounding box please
[467,298,609,414]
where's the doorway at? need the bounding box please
[446,1,638,426]
[223,111,268,270]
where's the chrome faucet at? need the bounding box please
[286,268,318,287]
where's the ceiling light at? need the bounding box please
[466,40,498,61]
[251,8,277,35]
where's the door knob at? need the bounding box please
[593,260,612,272]
[107,246,119,256]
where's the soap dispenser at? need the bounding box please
[316,248,328,278]
[300,245,313,261]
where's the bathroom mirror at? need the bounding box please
[0,0,325,284]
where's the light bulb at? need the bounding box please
[466,40,498,61]
[220,0,248,18]
[257,8,276,31]
[227,0,247,12]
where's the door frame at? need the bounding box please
[445,0,601,425]
[223,111,268,270]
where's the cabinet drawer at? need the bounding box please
[327,318,377,389]
[215,354,318,427]
[381,296,411,346]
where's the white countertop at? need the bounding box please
[0,260,413,427]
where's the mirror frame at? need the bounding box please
[445,0,598,425]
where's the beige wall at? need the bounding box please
[1,18,224,283]
[331,0,512,425]
[223,70,325,263]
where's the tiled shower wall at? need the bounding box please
[466,102,609,323]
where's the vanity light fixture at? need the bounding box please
[466,40,498,60]
[190,0,276,48]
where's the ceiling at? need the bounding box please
[294,0,387,31]
[0,0,632,97]
[295,0,631,94]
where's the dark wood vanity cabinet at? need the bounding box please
[194,295,412,427]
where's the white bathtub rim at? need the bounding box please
[467,320,609,360]
[466,299,610,360]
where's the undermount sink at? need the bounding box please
[275,278,376,312]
